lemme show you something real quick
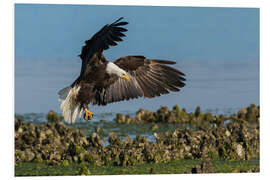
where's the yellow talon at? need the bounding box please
[84,108,93,121]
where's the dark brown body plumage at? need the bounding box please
[73,52,110,107]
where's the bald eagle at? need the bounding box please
[58,17,186,124]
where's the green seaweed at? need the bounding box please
[15,159,259,176]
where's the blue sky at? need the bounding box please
[15,4,259,62]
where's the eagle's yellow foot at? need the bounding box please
[84,108,93,121]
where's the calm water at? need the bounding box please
[15,58,259,120]
[14,5,259,121]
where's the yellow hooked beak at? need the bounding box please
[121,74,131,82]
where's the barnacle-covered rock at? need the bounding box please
[14,104,259,167]
[47,110,63,123]
[151,124,159,131]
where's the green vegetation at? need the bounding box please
[15,159,259,176]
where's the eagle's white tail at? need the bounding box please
[58,86,82,124]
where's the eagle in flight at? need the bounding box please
[58,17,186,124]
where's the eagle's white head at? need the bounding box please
[106,62,130,82]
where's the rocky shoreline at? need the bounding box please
[15,104,259,172]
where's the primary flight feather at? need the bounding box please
[58,17,186,124]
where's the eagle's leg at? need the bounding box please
[84,106,93,121]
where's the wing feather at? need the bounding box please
[78,17,128,78]
[92,56,186,105]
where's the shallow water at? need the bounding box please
[15,59,259,115]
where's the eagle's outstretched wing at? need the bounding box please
[79,17,128,78]
[92,56,186,105]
